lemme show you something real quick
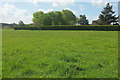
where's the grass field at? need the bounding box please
[2,29,118,78]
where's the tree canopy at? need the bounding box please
[77,15,89,25]
[32,9,77,26]
[32,11,44,26]
[62,9,76,25]
[18,20,24,26]
[98,3,118,25]
[32,3,119,26]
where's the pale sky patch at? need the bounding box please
[0,0,118,24]
[0,3,32,24]
[86,15,99,24]
[37,9,54,13]
[91,0,108,8]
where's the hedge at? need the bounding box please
[14,25,120,31]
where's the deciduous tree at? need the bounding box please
[32,11,44,26]
[62,9,76,25]
[32,9,77,26]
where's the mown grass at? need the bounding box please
[2,29,118,78]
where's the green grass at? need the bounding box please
[2,29,118,78]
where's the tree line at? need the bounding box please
[32,9,76,26]
[13,3,119,27]
[32,9,90,26]
[31,3,119,26]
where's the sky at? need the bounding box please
[0,0,119,24]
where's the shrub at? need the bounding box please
[14,25,120,31]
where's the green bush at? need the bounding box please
[14,25,120,31]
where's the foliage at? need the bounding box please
[77,15,89,25]
[2,23,14,28]
[32,11,44,26]
[18,21,25,26]
[62,9,76,25]
[14,25,119,31]
[48,12,56,25]
[98,3,118,25]
[54,11,63,25]
[43,13,52,25]
[32,9,77,26]
[118,15,120,23]
[2,30,118,78]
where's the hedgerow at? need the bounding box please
[14,25,119,31]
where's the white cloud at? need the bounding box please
[52,2,72,7]
[2,0,118,2]
[28,0,75,7]
[86,15,99,24]
[52,0,75,7]
[91,0,108,8]
[112,3,117,7]
[7,0,116,8]
[37,9,54,13]
[0,3,32,24]
[79,5,86,11]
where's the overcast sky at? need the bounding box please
[0,0,118,24]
